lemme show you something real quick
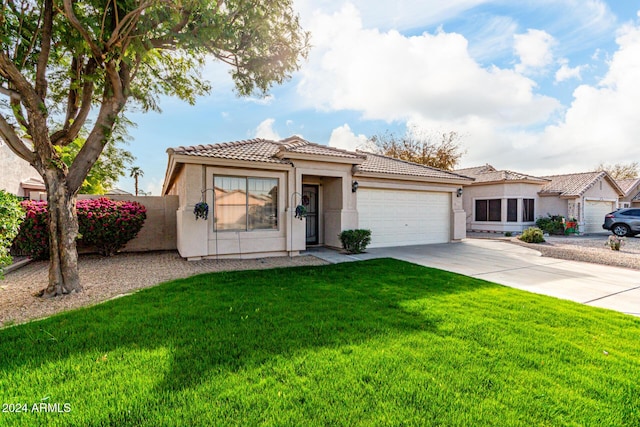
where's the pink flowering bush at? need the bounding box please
[13,198,147,259]
[12,201,49,259]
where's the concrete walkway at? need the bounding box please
[305,239,640,317]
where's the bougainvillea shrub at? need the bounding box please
[13,198,147,259]
[12,201,49,260]
[76,198,147,256]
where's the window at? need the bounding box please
[214,176,278,231]
[507,199,517,222]
[523,199,535,222]
[476,199,501,222]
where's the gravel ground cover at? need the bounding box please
[0,251,328,328]
[512,234,640,271]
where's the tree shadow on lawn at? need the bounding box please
[0,258,494,395]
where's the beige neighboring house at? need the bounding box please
[616,178,640,208]
[162,136,472,260]
[538,172,623,233]
[456,165,549,233]
[0,139,45,198]
[457,165,624,234]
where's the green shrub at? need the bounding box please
[338,229,372,254]
[519,227,545,244]
[13,198,146,259]
[0,190,25,277]
[504,232,513,237]
[535,214,565,235]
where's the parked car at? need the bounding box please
[603,208,640,237]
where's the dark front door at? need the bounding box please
[302,184,319,245]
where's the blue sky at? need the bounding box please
[120,1,640,196]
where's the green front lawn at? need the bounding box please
[1,259,639,426]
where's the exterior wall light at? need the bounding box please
[456,187,463,197]
[352,181,359,193]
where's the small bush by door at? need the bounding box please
[339,229,372,254]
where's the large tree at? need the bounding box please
[366,127,465,170]
[596,162,639,180]
[0,0,309,297]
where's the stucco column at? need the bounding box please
[452,190,466,240]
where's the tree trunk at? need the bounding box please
[38,172,82,297]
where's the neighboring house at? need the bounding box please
[616,178,640,208]
[538,172,623,233]
[0,139,45,198]
[456,165,550,233]
[457,165,624,234]
[162,136,472,260]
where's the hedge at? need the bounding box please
[13,198,146,259]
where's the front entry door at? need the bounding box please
[302,185,319,245]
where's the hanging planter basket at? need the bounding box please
[294,204,307,220]
[194,202,209,220]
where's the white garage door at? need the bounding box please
[584,200,615,233]
[357,189,451,248]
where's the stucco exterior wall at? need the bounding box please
[0,142,41,197]
[538,196,568,219]
[583,179,619,204]
[77,194,178,252]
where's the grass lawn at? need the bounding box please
[1,259,640,426]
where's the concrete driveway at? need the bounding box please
[309,239,640,317]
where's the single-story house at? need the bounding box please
[616,178,640,208]
[455,164,549,233]
[162,136,473,260]
[456,165,624,234]
[0,139,45,198]
[538,172,623,233]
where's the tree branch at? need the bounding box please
[35,0,53,99]
[104,1,157,51]
[0,52,45,117]
[0,114,35,163]
[51,58,97,146]
[0,85,22,100]
[67,61,129,192]
[61,0,104,61]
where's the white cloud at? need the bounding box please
[537,19,640,170]
[513,29,556,74]
[555,60,583,82]
[254,119,281,140]
[328,124,369,151]
[298,4,560,128]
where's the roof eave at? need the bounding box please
[276,151,365,164]
[466,178,546,186]
[354,170,473,185]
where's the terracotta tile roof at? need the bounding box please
[170,136,365,164]
[455,164,548,184]
[278,136,365,159]
[171,138,288,164]
[357,152,473,181]
[615,178,640,196]
[539,171,609,197]
[455,164,497,176]
[169,137,469,182]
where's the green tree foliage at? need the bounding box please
[367,127,466,170]
[0,0,309,295]
[60,136,135,194]
[0,190,25,278]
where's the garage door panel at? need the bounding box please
[584,201,615,233]
[357,189,451,248]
